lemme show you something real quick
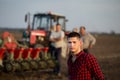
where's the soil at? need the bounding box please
[0,31,120,80]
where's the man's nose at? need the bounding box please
[70,43,74,47]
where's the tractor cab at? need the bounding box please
[32,12,67,31]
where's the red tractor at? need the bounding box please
[22,11,68,48]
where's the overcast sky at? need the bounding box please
[0,0,120,33]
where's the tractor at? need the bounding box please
[22,11,68,48]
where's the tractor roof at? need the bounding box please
[34,12,65,18]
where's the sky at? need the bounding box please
[0,0,120,33]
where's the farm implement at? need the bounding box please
[0,47,56,72]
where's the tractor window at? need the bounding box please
[33,16,50,30]
[33,17,40,30]
[58,18,65,31]
[41,17,50,30]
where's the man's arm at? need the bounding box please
[87,54,105,80]
[88,33,96,49]
[49,32,57,42]
[54,31,65,42]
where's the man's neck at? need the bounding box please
[72,49,82,56]
[71,50,82,62]
[56,30,61,32]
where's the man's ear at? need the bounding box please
[79,39,83,50]
[80,40,83,45]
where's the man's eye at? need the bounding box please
[68,42,71,43]
[73,41,76,44]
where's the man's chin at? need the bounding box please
[71,51,75,53]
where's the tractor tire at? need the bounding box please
[4,62,14,72]
[21,60,31,71]
[38,60,47,69]
[14,61,22,72]
[30,60,39,70]
[46,59,55,68]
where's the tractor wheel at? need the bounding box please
[14,61,22,72]
[46,59,55,68]
[21,61,31,71]
[30,60,39,70]
[4,62,14,72]
[39,60,47,69]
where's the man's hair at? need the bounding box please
[67,32,81,39]
[56,23,61,26]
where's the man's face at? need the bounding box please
[80,28,85,36]
[56,25,61,32]
[67,37,81,55]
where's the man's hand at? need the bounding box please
[88,44,93,49]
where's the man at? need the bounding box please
[67,32,104,80]
[49,23,65,76]
[80,26,96,53]
[72,27,79,33]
